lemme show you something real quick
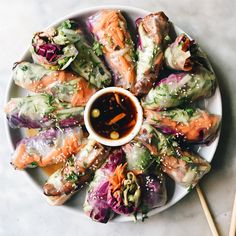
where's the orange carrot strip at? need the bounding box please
[107,113,126,125]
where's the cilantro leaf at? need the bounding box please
[92,41,103,56]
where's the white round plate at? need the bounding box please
[5,5,222,222]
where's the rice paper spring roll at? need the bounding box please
[88,10,136,89]
[83,149,124,223]
[122,141,154,174]
[161,150,211,188]
[145,108,221,144]
[11,127,84,170]
[107,163,141,215]
[133,12,170,96]
[31,20,80,70]
[70,40,112,88]
[137,123,211,187]
[164,34,194,71]
[142,66,216,110]
[43,139,110,206]
[123,123,165,174]
[5,94,84,128]
[139,173,167,214]
[13,62,96,107]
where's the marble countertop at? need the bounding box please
[0,0,235,235]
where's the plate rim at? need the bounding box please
[4,4,222,222]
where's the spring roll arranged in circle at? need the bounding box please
[70,40,112,88]
[133,12,170,96]
[145,108,221,144]
[31,20,81,70]
[13,62,96,107]
[11,127,84,170]
[88,10,136,89]
[164,34,195,71]
[83,149,124,223]
[43,138,110,206]
[138,123,211,187]
[4,94,84,129]
[142,66,216,110]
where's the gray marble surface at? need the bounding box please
[0,0,235,235]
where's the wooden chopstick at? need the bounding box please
[229,192,236,236]
[196,184,219,236]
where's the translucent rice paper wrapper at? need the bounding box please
[44,139,109,206]
[122,141,154,173]
[4,94,84,129]
[164,34,194,71]
[87,10,136,89]
[138,123,211,188]
[31,20,81,70]
[13,62,96,107]
[144,108,221,144]
[70,40,112,89]
[142,66,216,110]
[133,12,170,96]
[11,127,84,170]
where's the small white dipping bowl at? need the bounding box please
[84,87,143,146]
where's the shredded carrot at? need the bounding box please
[109,163,127,193]
[107,113,126,125]
[41,134,81,166]
[146,111,219,141]
[13,143,42,169]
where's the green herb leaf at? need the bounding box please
[66,172,79,183]
[185,108,195,117]
[181,156,193,163]
[61,20,77,30]
[92,41,103,56]
[30,162,38,168]
[21,65,28,71]
[188,184,194,192]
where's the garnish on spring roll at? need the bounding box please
[145,108,221,144]
[43,139,109,205]
[107,163,141,215]
[70,40,112,88]
[164,34,194,71]
[31,20,80,70]
[88,10,136,89]
[83,149,124,223]
[142,66,216,110]
[133,12,170,96]
[11,127,84,170]
[13,62,96,106]
[5,94,84,128]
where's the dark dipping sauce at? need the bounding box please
[90,92,137,140]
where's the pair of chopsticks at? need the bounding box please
[196,185,236,236]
